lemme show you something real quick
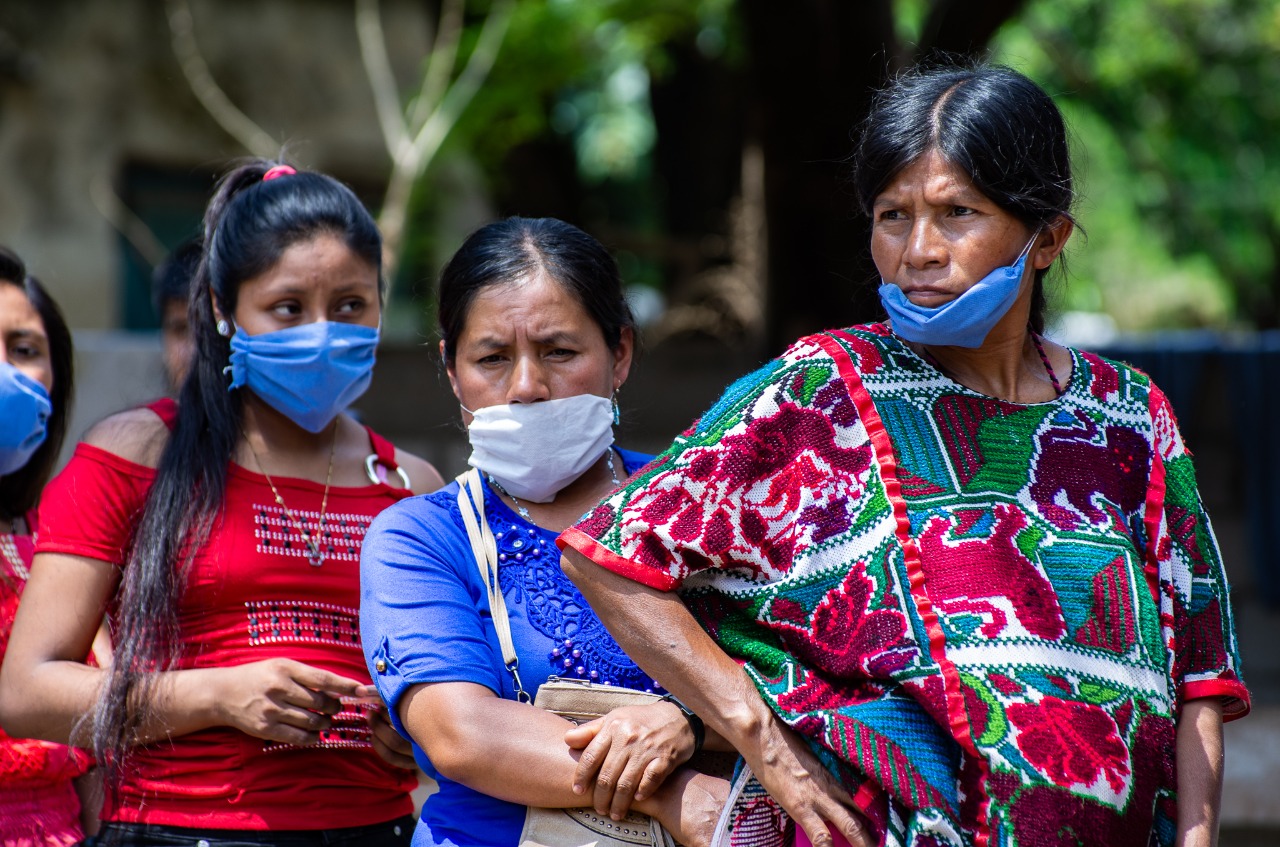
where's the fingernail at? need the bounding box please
[572,784,583,794]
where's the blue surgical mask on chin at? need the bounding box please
[878,232,1039,348]
[225,321,379,433]
[0,362,52,477]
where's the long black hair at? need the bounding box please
[852,62,1077,332]
[438,217,634,364]
[0,246,74,520]
[93,160,383,776]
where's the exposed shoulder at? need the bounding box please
[80,407,170,468]
[394,448,446,496]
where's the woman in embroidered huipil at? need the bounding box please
[359,218,731,847]
[560,65,1249,847]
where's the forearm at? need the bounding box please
[403,681,673,813]
[4,659,225,747]
[564,550,874,845]
[561,550,773,758]
[1176,698,1225,847]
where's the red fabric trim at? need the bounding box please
[556,527,681,592]
[851,781,881,815]
[364,426,398,468]
[1141,395,1169,618]
[1182,679,1251,721]
[145,397,179,429]
[819,329,990,847]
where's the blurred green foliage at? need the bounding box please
[398,0,1280,334]
[994,0,1280,329]
[392,0,735,332]
[451,0,736,181]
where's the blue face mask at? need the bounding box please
[0,362,52,477]
[878,232,1039,348]
[226,321,379,433]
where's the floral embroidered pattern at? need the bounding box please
[1007,696,1130,792]
[564,324,1248,847]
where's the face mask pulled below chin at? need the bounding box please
[225,321,379,433]
[465,394,615,503]
[878,233,1038,348]
[0,362,52,477]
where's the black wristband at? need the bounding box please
[660,693,705,756]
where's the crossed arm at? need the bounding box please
[396,679,727,841]
[562,548,874,847]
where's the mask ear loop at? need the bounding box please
[1017,226,1044,264]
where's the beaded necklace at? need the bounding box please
[487,449,622,523]
[242,426,338,567]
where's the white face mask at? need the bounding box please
[463,393,615,503]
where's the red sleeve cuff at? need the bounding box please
[1181,678,1251,722]
[556,528,681,592]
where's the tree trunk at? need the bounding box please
[738,0,898,354]
[732,0,1029,355]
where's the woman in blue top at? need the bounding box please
[360,218,730,847]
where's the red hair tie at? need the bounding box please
[262,165,297,181]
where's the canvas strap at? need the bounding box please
[456,468,531,703]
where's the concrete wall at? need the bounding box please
[0,0,432,328]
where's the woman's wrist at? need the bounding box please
[660,693,705,758]
[632,764,694,823]
[635,767,727,844]
[175,667,228,733]
[710,683,772,754]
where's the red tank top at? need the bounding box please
[36,400,417,829]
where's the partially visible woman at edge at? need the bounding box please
[559,64,1248,847]
[359,217,731,847]
[0,247,106,845]
[0,160,443,846]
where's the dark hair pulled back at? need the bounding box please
[0,247,74,519]
[94,160,382,777]
[438,217,634,363]
[852,62,1076,332]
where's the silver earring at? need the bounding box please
[216,319,232,337]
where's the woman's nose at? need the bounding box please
[904,219,946,268]
[507,356,551,404]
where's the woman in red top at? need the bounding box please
[0,161,443,846]
[0,247,104,845]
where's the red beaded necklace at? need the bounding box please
[1030,331,1063,397]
